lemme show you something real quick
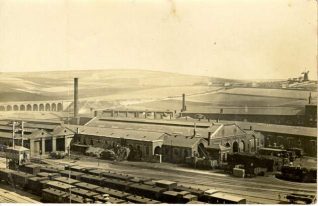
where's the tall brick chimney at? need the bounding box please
[181,93,186,112]
[74,78,79,118]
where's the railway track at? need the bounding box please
[111,169,310,204]
[39,157,317,204]
[0,184,39,203]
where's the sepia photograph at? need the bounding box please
[0,0,317,204]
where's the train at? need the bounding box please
[0,163,247,204]
[277,165,317,183]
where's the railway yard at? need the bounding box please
[0,155,315,204]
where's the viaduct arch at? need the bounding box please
[0,101,66,112]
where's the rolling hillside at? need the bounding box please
[0,69,315,115]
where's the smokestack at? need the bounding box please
[208,132,211,145]
[309,92,312,104]
[182,93,186,112]
[74,78,79,119]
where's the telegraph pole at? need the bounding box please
[12,121,15,148]
[68,146,72,203]
[21,121,24,147]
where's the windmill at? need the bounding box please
[301,70,309,82]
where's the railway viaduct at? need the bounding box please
[0,100,72,112]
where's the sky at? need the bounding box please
[0,0,316,80]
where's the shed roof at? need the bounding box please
[233,122,317,137]
[68,125,165,142]
[182,106,305,116]
[163,134,204,148]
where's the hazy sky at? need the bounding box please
[0,0,316,80]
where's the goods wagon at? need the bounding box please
[93,195,127,204]
[128,183,167,199]
[10,170,35,189]
[66,194,93,203]
[180,194,198,203]
[101,171,133,181]
[27,176,49,195]
[174,185,205,198]
[95,187,131,200]
[86,169,105,177]
[19,164,41,175]
[42,188,68,203]
[161,191,179,203]
[36,172,61,180]
[79,174,104,186]
[187,200,207,204]
[126,195,162,204]
[130,177,153,184]
[153,180,177,190]
[59,170,85,180]
[43,180,75,192]
[207,192,246,204]
[0,168,12,183]
[64,165,86,172]
[74,182,100,191]
[53,176,80,185]
[39,166,60,174]
[200,189,220,202]
[70,187,99,200]
[101,178,132,191]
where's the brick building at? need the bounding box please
[0,119,74,157]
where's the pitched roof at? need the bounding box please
[233,122,317,137]
[67,125,164,142]
[163,134,204,148]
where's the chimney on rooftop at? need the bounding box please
[74,78,79,119]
